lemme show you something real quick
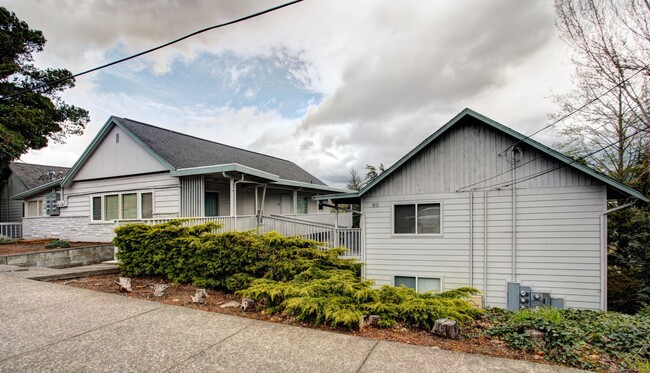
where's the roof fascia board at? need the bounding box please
[61,116,174,187]
[10,179,60,200]
[272,179,353,193]
[357,109,470,196]
[171,163,279,181]
[358,108,648,202]
[313,192,360,201]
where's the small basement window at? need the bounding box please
[394,203,441,234]
[394,276,441,293]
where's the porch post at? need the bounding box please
[292,190,298,214]
[229,178,235,216]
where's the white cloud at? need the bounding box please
[9,0,575,187]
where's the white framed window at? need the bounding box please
[25,200,43,217]
[394,276,442,293]
[90,191,154,222]
[393,202,441,235]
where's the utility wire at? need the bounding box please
[473,126,650,192]
[500,63,650,155]
[457,95,650,191]
[0,0,303,100]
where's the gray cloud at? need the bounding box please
[8,0,573,187]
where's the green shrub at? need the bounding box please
[45,239,71,249]
[0,235,16,244]
[484,307,650,370]
[115,221,482,331]
[239,268,482,330]
[114,221,360,290]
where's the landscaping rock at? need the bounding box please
[152,284,169,297]
[431,318,459,339]
[241,298,256,312]
[115,277,132,292]
[191,288,208,304]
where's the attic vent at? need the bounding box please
[116,133,120,144]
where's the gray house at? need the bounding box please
[13,116,350,242]
[1,162,69,229]
[318,109,648,311]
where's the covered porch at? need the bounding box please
[174,164,352,227]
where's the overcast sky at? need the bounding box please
[4,0,574,187]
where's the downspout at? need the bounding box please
[483,191,488,303]
[600,200,636,311]
[511,157,517,282]
[469,190,474,287]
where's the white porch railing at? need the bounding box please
[0,222,22,239]
[114,215,362,260]
[259,215,362,259]
[277,212,353,227]
[115,216,258,233]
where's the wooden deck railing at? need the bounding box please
[0,222,22,239]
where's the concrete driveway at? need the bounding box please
[0,273,585,372]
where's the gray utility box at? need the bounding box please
[507,282,564,311]
[45,192,61,216]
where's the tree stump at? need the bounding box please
[152,284,169,297]
[431,318,459,339]
[191,289,208,304]
[114,277,132,292]
[241,298,256,312]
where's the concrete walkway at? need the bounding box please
[0,274,585,373]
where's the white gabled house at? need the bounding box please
[13,116,352,242]
[317,109,648,311]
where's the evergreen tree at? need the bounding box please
[0,6,89,177]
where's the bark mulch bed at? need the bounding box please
[55,274,547,365]
[0,240,107,256]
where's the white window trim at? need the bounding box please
[391,201,443,236]
[393,275,444,293]
[89,191,155,223]
[24,200,44,218]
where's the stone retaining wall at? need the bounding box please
[0,245,115,269]
[23,217,115,242]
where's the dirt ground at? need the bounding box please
[55,274,546,365]
[0,240,107,255]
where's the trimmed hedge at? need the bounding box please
[114,221,360,291]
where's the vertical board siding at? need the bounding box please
[75,125,168,180]
[362,119,605,310]
[181,175,203,217]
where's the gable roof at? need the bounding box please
[53,116,347,194]
[318,108,648,202]
[9,162,70,190]
[114,118,326,185]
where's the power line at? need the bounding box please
[473,126,650,192]
[0,0,303,100]
[457,95,650,192]
[500,63,650,156]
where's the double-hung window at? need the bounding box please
[394,203,441,234]
[91,192,153,222]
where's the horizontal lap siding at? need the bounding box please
[515,186,603,310]
[60,172,180,218]
[363,192,473,296]
[361,119,606,310]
